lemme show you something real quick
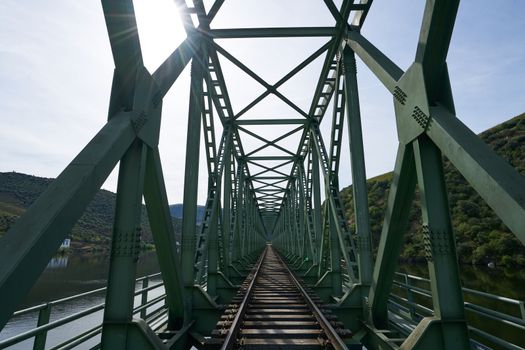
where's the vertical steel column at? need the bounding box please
[413,135,469,348]
[311,141,323,265]
[252,205,256,253]
[298,182,306,260]
[287,203,293,255]
[245,196,251,256]
[230,166,238,264]
[282,206,288,254]
[232,162,244,263]
[238,173,246,259]
[296,184,303,259]
[206,194,220,296]
[290,183,297,257]
[249,198,254,254]
[222,139,233,275]
[302,159,317,266]
[101,140,146,348]
[291,183,297,258]
[181,51,204,309]
[283,200,289,255]
[297,169,310,263]
[342,47,373,286]
[228,157,237,267]
[143,148,186,328]
[368,145,416,328]
[329,205,343,297]
[318,202,330,279]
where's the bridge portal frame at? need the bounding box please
[0,0,524,349]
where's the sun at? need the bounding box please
[132,0,187,72]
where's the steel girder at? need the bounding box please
[0,0,195,336]
[0,1,523,350]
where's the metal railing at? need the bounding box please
[0,273,167,350]
[389,272,525,350]
[1,270,523,350]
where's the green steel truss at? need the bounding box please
[0,0,524,349]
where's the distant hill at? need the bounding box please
[0,172,182,253]
[169,204,205,224]
[340,113,525,267]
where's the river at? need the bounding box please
[0,252,523,349]
[0,252,163,349]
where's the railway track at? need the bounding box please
[211,245,351,349]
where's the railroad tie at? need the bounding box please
[210,246,352,349]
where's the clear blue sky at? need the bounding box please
[1,0,524,204]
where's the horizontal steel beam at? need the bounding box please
[235,119,307,125]
[254,189,286,193]
[206,27,337,38]
[246,156,295,161]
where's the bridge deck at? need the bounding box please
[211,246,352,349]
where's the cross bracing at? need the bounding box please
[0,0,524,349]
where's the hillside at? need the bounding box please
[169,204,205,224]
[340,113,525,267]
[0,172,182,253]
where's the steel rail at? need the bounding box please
[276,250,349,350]
[220,246,268,350]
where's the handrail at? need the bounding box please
[0,272,165,350]
[1,303,106,348]
[389,272,525,350]
[2,269,523,350]
[12,272,162,317]
[394,272,524,306]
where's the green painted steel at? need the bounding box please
[0,0,524,349]
[342,47,373,287]
[101,140,148,348]
[143,148,186,327]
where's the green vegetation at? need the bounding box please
[1,114,523,264]
[0,172,182,252]
[340,113,525,267]
[169,204,205,224]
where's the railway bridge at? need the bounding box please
[1,0,524,349]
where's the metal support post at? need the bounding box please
[33,303,51,350]
[140,278,149,320]
[101,139,147,348]
[368,145,417,328]
[342,47,373,287]
[311,141,323,265]
[412,135,470,348]
[181,52,204,290]
[207,200,220,296]
[329,204,343,297]
[222,139,233,275]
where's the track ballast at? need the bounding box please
[212,246,351,349]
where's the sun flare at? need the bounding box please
[133,0,186,72]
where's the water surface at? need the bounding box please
[1,254,524,349]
